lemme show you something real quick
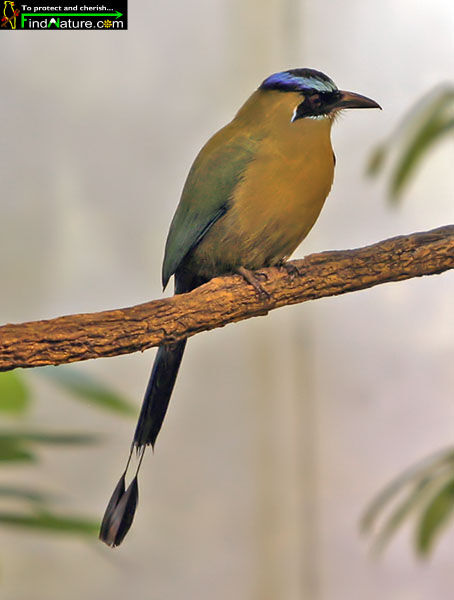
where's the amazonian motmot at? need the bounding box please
[99,68,381,546]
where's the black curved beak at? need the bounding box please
[335,90,381,110]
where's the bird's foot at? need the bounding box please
[236,266,270,299]
[278,260,302,280]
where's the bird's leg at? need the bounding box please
[277,259,303,279]
[236,266,270,299]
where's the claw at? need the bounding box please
[254,271,268,282]
[278,261,302,280]
[236,266,270,299]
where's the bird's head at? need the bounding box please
[259,68,381,122]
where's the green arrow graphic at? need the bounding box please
[21,10,123,27]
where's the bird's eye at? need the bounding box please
[292,91,330,121]
[308,93,321,109]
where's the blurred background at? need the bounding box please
[1,0,454,598]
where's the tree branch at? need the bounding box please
[1,225,453,372]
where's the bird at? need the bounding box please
[99,67,381,546]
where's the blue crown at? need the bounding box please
[260,68,338,94]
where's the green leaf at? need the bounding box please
[0,486,53,504]
[0,511,98,536]
[0,431,99,446]
[0,439,36,463]
[361,448,454,533]
[366,144,388,176]
[39,366,135,416]
[0,371,30,415]
[366,85,454,202]
[361,449,454,556]
[370,477,433,555]
[417,479,454,555]
[390,111,454,200]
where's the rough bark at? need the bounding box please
[0,225,453,372]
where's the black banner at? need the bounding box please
[1,0,127,30]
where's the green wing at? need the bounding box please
[162,126,260,288]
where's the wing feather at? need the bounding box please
[162,125,260,288]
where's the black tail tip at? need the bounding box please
[99,474,139,547]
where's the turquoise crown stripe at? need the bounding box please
[260,69,337,93]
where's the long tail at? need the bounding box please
[133,340,187,449]
[99,341,187,547]
[99,270,201,547]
